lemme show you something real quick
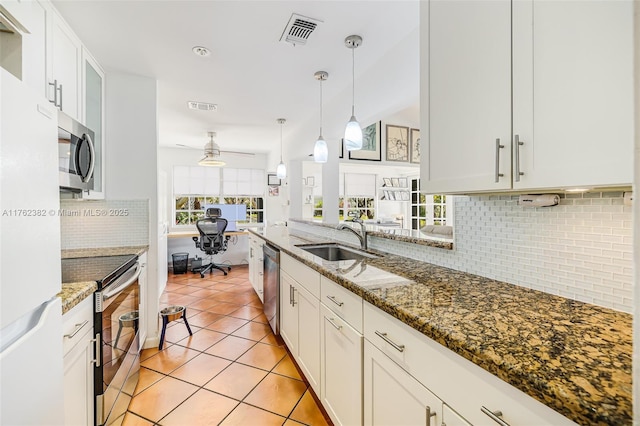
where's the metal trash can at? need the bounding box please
[171,252,189,274]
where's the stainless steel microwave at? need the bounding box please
[58,111,95,192]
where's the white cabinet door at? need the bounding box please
[48,7,82,120]
[296,283,320,394]
[279,271,298,352]
[20,0,48,98]
[442,404,471,426]
[63,325,94,426]
[138,252,148,347]
[321,304,363,426]
[364,341,442,426]
[249,236,264,301]
[512,0,633,190]
[422,0,512,194]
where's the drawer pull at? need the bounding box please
[481,406,510,426]
[375,330,405,352]
[327,317,342,331]
[426,405,436,426]
[64,320,88,339]
[326,295,344,307]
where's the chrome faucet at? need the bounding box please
[337,214,368,250]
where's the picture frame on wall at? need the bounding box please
[410,128,421,164]
[349,121,382,161]
[267,173,281,186]
[385,125,409,162]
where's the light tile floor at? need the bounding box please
[123,265,331,426]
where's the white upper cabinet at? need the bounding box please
[511,0,633,190]
[47,5,82,121]
[422,0,512,193]
[421,0,634,194]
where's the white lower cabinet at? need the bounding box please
[364,341,445,426]
[62,296,94,426]
[320,304,362,426]
[442,404,472,426]
[279,260,321,394]
[248,235,264,301]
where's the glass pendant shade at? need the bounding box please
[276,161,286,179]
[344,116,363,150]
[313,136,328,163]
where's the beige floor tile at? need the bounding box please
[219,403,286,426]
[188,297,220,311]
[204,362,268,400]
[159,389,238,426]
[232,321,272,341]
[128,376,198,423]
[272,354,303,381]
[290,390,330,426]
[122,411,154,426]
[206,316,249,334]
[208,301,244,315]
[283,420,306,426]
[175,328,226,351]
[141,345,200,374]
[204,335,257,361]
[260,332,284,346]
[189,288,220,299]
[163,320,199,344]
[244,373,307,417]
[228,305,264,320]
[236,342,287,371]
[134,367,165,396]
[169,353,231,386]
[187,311,225,328]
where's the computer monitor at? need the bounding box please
[204,204,247,231]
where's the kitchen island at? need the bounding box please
[251,225,631,425]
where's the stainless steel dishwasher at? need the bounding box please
[262,244,280,335]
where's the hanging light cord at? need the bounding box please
[351,45,355,116]
[319,77,323,136]
[280,122,283,162]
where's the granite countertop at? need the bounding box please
[58,245,148,314]
[289,218,454,250]
[251,226,632,426]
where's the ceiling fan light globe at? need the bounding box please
[344,116,363,151]
[313,137,328,163]
[276,161,287,179]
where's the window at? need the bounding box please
[173,166,264,226]
[411,178,449,229]
[313,196,323,220]
[340,173,376,220]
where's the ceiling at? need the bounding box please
[52,0,420,159]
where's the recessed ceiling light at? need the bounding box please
[192,46,211,57]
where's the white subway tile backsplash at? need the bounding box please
[60,199,149,250]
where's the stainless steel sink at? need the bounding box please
[296,243,379,261]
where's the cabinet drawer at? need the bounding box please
[364,302,577,426]
[320,276,363,332]
[62,295,93,356]
[281,253,320,298]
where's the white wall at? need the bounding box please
[105,71,159,348]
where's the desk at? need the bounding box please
[168,230,248,239]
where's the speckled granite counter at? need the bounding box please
[58,245,148,314]
[289,218,454,250]
[251,226,632,426]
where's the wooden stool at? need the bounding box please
[158,305,192,350]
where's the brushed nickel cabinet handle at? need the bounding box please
[375,330,405,352]
[91,333,101,367]
[326,295,344,307]
[495,138,504,183]
[514,134,524,182]
[64,320,88,339]
[327,317,342,331]
[426,406,436,426]
[481,406,510,426]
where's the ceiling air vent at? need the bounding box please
[280,13,323,46]
[187,101,217,112]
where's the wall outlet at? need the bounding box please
[623,191,633,206]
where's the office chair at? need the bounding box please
[192,214,232,278]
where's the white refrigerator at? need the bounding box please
[0,68,65,425]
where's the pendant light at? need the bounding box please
[344,34,363,151]
[313,71,329,163]
[276,118,287,179]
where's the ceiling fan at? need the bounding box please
[176,132,254,167]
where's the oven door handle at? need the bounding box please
[103,263,141,301]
